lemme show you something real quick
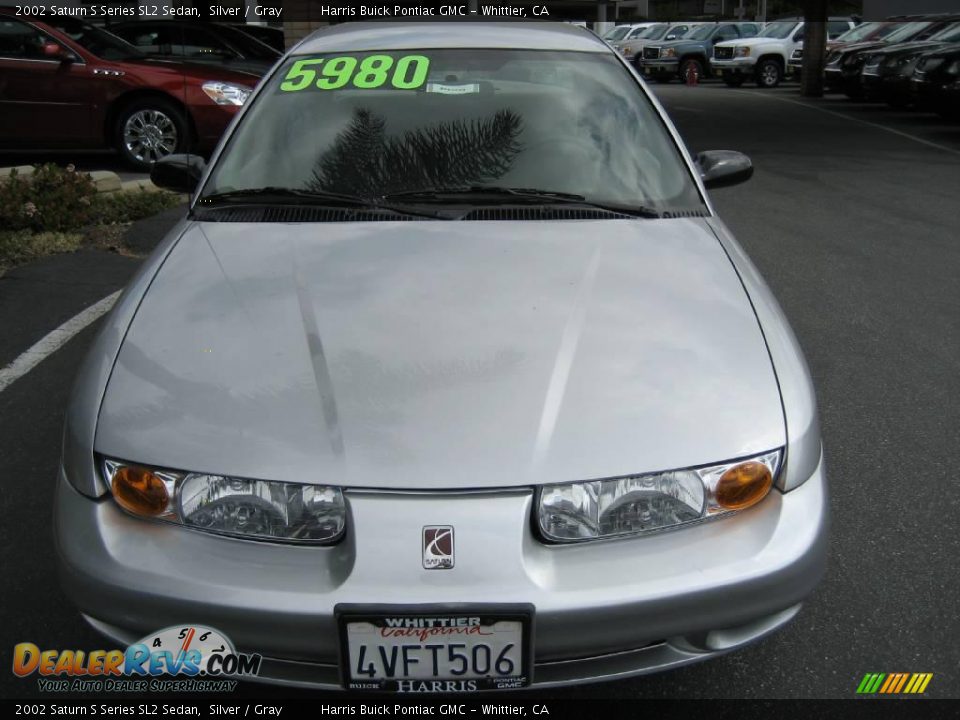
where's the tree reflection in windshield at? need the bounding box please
[307,107,524,199]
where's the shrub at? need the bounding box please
[90,189,183,225]
[0,164,97,233]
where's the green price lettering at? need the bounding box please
[279,54,431,91]
[317,55,358,89]
[280,58,325,91]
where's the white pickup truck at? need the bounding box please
[712,18,856,88]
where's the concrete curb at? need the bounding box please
[0,166,164,195]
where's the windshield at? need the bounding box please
[639,24,671,41]
[603,26,631,41]
[758,22,799,39]
[685,25,715,41]
[835,22,881,42]
[45,17,143,60]
[931,22,960,41]
[202,49,704,213]
[884,21,931,43]
[219,24,281,60]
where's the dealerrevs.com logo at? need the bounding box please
[13,625,261,693]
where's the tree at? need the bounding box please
[308,108,524,198]
[800,0,829,97]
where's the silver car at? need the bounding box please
[56,22,827,692]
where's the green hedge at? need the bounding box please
[0,163,181,234]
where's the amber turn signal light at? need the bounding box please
[714,461,773,510]
[111,466,170,516]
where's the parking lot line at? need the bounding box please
[730,89,960,158]
[0,290,121,394]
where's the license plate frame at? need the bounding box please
[336,604,534,692]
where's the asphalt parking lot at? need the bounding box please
[1,83,958,700]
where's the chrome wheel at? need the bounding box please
[758,62,781,88]
[123,109,178,163]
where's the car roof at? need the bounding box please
[295,21,609,54]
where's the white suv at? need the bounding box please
[712,18,856,88]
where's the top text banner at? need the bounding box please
[4,2,595,23]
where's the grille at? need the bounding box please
[643,46,660,60]
[714,46,734,60]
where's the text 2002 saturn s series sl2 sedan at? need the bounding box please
[55,22,827,692]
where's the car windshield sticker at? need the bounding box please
[425,82,481,94]
[280,55,431,92]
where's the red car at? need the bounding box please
[0,12,262,169]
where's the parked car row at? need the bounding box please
[711,18,857,88]
[774,12,960,121]
[0,12,278,169]
[623,11,960,116]
[610,18,855,87]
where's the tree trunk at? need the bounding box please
[800,0,828,97]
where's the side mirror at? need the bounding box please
[696,150,753,189]
[42,42,74,62]
[793,33,804,42]
[150,154,206,193]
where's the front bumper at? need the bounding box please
[189,103,241,150]
[711,59,755,77]
[824,66,844,91]
[56,452,828,689]
[639,59,679,75]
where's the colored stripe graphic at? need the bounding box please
[857,673,932,694]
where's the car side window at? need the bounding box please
[666,25,688,40]
[827,21,851,39]
[0,18,50,59]
[179,26,236,59]
[121,26,166,54]
[742,24,760,38]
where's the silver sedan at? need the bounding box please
[56,21,827,692]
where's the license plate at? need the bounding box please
[337,605,533,692]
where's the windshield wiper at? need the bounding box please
[197,187,447,219]
[382,186,662,218]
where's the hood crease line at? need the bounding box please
[530,241,604,474]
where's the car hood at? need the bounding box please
[835,40,890,56]
[119,56,263,82]
[870,40,947,57]
[96,218,785,489]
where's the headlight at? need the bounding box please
[662,47,677,59]
[201,81,251,106]
[103,459,345,544]
[736,46,751,58]
[537,450,781,542]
